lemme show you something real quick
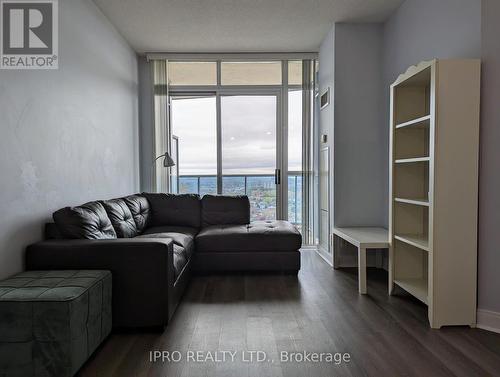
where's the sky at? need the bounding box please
[171,91,302,176]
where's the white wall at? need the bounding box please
[0,0,139,279]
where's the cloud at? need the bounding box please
[171,91,302,175]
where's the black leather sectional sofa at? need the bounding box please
[26,193,301,328]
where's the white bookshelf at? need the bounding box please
[388,59,481,328]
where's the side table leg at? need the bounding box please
[358,246,367,294]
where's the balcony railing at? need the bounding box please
[173,173,302,225]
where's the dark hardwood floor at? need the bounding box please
[79,250,500,377]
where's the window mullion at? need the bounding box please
[281,60,289,221]
[216,60,223,194]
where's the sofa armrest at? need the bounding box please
[26,238,174,328]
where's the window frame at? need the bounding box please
[167,57,307,222]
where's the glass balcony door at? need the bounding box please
[170,92,283,222]
[221,94,280,221]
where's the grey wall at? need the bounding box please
[382,0,482,224]
[478,0,500,314]
[334,23,385,227]
[318,26,335,145]
[383,0,481,86]
[319,1,483,269]
[317,25,335,257]
[138,56,154,192]
[317,24,386,267]
[0,0,139,279]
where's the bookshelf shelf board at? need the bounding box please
[395,278,428,304]
[394,197,429,207]
[394,234,430,252]
[395,115,431,129]
[395,157,430,164]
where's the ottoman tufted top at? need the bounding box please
[0,270,112,377]
[0,270,111,302]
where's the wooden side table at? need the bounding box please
[333,227,389,294]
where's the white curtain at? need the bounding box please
[301,59,316,245]
[151,60,170,193]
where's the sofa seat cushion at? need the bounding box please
[122,195,150,233]
[137,226,197,258]
[102,198,138,238]
[53,201,117,240]
[196,220,302,252]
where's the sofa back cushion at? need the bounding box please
[122,194,150,233]
[44,223,63,239]
[201,195,250,227]
[53,201,117,239]
[142,193,201,228]
[102,198,138,238]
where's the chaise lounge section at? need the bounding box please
[26,193,301,328]
[195,195,301,273]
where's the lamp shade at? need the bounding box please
[163,153,175,167]
[153,152,175,168]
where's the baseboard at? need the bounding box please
[477,309,500,334]
[300,245,318,250]
[315,247,333,267]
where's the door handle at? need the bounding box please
[275,169,281,185]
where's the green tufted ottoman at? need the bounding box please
[0,270,112,377]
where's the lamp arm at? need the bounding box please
[152,154,165,165]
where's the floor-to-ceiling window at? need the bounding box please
[170,95,217,196]
[164,56,316,236]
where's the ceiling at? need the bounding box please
[93,0,403,54]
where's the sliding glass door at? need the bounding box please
[221,94,279,220]
[170,92,281,221]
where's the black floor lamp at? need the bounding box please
[151,152,175,192]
